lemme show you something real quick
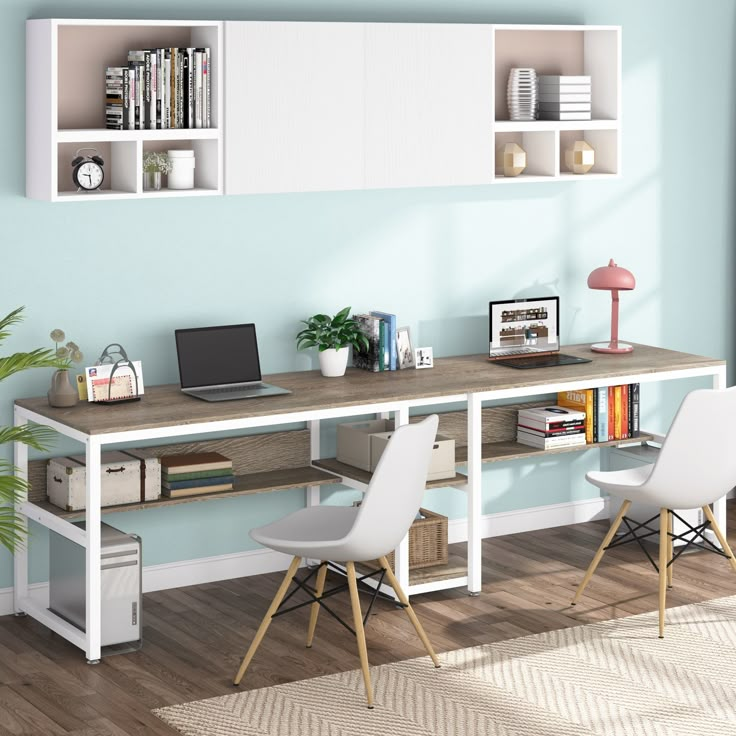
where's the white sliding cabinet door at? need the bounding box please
[225,21,364,194]
[365,23,494,189]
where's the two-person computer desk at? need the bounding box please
[13,343,726,662]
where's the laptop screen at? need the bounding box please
[175,324,263,389]
[489,297,560,355]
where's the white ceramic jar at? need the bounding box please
[167,149,195,189]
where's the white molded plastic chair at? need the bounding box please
[572,387,736,636]
[233,415,441,707]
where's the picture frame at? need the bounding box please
[415,347,434,369]
[396,326,415,369]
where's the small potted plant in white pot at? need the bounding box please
[296,306,369,377]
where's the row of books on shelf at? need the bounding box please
[106,47,211,131]
[516,384,640,450]
[352,311,398,372]
[160,451,232,498]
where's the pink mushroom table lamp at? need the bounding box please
[587,259,636,353]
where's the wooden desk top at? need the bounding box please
[15,343,725,437]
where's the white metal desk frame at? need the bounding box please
[13,362,726,663]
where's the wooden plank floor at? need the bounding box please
[2,502,736,735]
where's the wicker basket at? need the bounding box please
[385,508,448,570]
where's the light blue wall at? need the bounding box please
[3,0,734,587]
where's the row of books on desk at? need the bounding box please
[517,384,640,450]
[352,310,398,372]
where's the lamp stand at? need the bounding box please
[591,290,633,354]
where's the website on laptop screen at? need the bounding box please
[489,297,560,355]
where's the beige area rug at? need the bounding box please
[154,595,736,736]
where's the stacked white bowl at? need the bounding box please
[507,68,538,121]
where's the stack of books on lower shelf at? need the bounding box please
[516,405,587,450]
[160,452,234,498]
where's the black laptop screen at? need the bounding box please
[175,324,263,389]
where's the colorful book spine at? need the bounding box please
[597,386,608,444]
[163,475,235,491]
[607,388,615,440]
[586,389,595,444]
[630,383,640,437]
[613,385,622,440]
[621,384,629,439]
[370,311,397,370]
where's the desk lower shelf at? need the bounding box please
[458,433,655,465]
[313,458,468,489]
[314,434,654,488]
[31,466,340,520]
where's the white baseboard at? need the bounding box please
[0,497,610,617]
[447,496,610,544]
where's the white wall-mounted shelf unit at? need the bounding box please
[27,19,223,202]
[27,20,619,201]
[492,25,621,183]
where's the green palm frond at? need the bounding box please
[0,306,25,346]
[0,513,27,553]
[0,425,57,452]
[0,348,63,382]
[0,473,27,553]
[0,461,28,494]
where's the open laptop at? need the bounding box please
[175,324,291,401]
[488,296,592,369]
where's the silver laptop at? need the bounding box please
[488,296,591,369]
[175,324,291,401]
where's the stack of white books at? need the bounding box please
[517,405,587,449]
[538,75,591,121]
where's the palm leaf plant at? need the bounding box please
[0,307,63,552]
[296,306,369,353]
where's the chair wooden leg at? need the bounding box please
[346,561,374,709]
[667,510,674,588]
[233,556,302,686]
[658,508,668,638]
[306,561,327,648]
[572,499,631,605]
[702,505,736,574]
[379,556,440,668]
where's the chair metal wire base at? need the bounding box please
[271,561,403,638]
[605,511,729,573]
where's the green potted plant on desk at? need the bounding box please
[0,307,61,551]
[296,306,369,377]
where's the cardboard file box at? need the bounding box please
[370,432,456,481]
[47,450,161,511]
[336,419,394,472]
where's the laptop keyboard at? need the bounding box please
[198,385,262,395]
[492,347,539,356]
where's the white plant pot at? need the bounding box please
[318,347,349,377]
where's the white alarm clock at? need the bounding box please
[71,148,105,192]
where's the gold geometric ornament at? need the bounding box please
[564,140,595,174]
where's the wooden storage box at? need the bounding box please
[385,508,448,570]
[336,419,394,471]
[370,432,456,480]
[47,450,161,511]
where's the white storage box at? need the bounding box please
[47,450,161,511]
[336,419,394,471]
[371,432,456,481]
